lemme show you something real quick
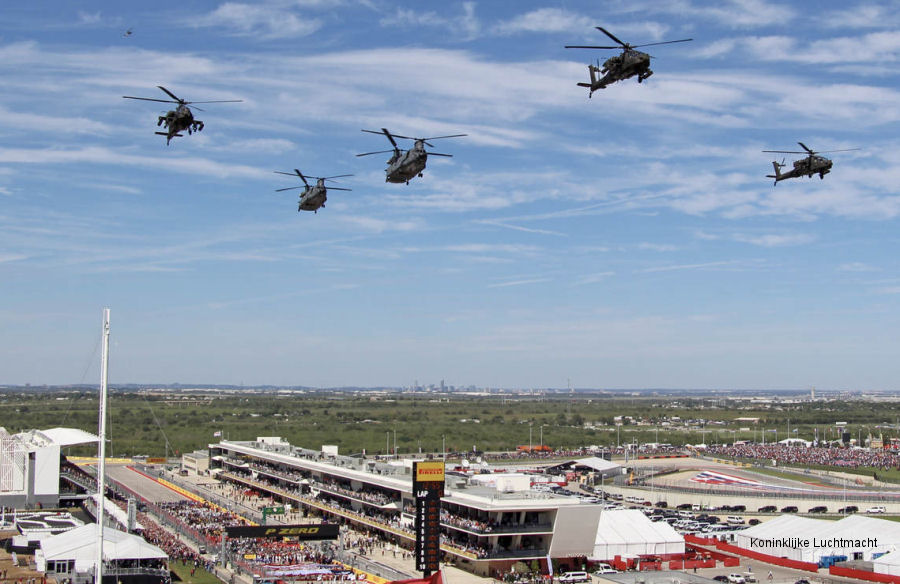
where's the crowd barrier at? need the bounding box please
[830,565,900,584]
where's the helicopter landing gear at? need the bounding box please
[820,172,825,179]
[638,70,653,83]
[418,173,423,177]
[157,117,165,127]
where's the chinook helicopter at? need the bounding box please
[762,142,860,185]
[357,128,466,184]
[565,27,692,97]
[275,169,353,213]
[122,86,242,145]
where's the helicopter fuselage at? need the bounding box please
[298,185,327,212]
[769,155,833,183]
[385,147,427,184]
[157,104,204,144]
[582,49,653,94]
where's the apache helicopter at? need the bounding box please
[565,27,692,97]
[122,86,242,145]
[357,128,466,184]
[275,169,352,213]
[762,142,860,185]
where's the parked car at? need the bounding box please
[676,503,693,510]
[781,506,798,513]
[748,519,761,526]
[713,576,729,583]
[559,572,591,583]
[838,506,858,514]
[758,505,777,513]
[794,579,811,584]
[727,574,746,584]
[867,506,887,514]
[808,506,828,513]
[655,501,668,508]
[593,564,617,575]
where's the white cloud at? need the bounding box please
[638,242,677,252]
[838,262,880,272]
[493,8,592,35]
[640,261,741,273]
[198,3,322,38]
[380,2,480,40]
[487,277,551,288]
[732,233,815,247]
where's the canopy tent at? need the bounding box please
[874,550,900,577]
[590,509,683,560]
[736,513,900,563]
[36,523,166,573]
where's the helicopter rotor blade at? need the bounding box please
[762,150,806,154]
[186,104,205,112]
[596,27,627,47]
[631,38,693,49]
[565,45,620,50]
[184,100,244,104]
[816,148,861,153]
[122,96,178,104]
[157,86,182,102]
[275,186,304,192]
[326,187,352,192]
[319,174,355,180]
[362,128,400,149]
[798,142,814,154]
[426,152,453,157]
[421,134,467,141]
[293,169,310,187]
[357,149,398,157]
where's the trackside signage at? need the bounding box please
[224,523,340,539]
[414,461,445,483]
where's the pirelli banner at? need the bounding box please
[224,523,340,540]
[413,461,445,574]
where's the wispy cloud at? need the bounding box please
[639,260,739,273]
[487,277,551,288]
[838,262,880,272]
[732,233,815,247]
[380,2,480,40]
[197,2,322,38]
[493,8,592,35]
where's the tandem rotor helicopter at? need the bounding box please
[565,27,692,97]
[122,86,242,145]
[762,142,860,185]
[357,128,466,184]
[275,169,353,213]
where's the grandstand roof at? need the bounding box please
[36,427,99,447]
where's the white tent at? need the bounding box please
[735,515,826,562]
[36,523,166,574]
[590,509,683,560]
[873,550,900,577]
[736,514,900,563]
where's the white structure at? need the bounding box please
[209,438,620,576]
[736,514,900,563]
[0,427,98,508]
[35,523,167,584]
[589,510,684,560]
[873,550,900,577]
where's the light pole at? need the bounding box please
[529,424,533,452]
[540,424,546,448]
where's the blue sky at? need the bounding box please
[2,0,900,389]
